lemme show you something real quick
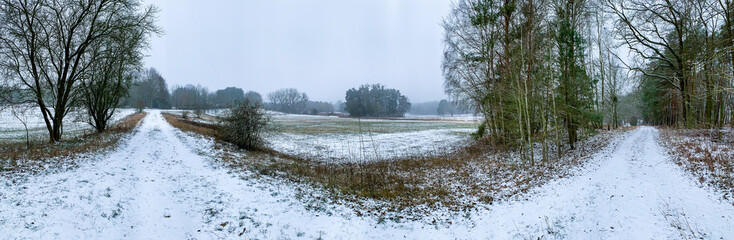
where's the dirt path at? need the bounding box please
[1,113,732,239]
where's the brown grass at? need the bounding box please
[163,113,617,220]
[162,113,220,138]
[0,112,147,174]
[660,129,734,205]
[107,112,147,133]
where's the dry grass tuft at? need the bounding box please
[162,113,220,138]
[107,112,147,133]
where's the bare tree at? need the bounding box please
[0,0,159,142]
[10,103,32,149]
[267,88,308,114]
[607,0,697,127]
[442,0,507,143]
[80,2,159,133]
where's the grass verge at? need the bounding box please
[163,113,619,222]
[0,112,147,175]
[660,128,734,205]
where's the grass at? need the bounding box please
[0,112,147,175]
[163,112,618,221]
[162,113,220,138]
[660,128,734,205]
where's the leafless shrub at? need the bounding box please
[219,99,270,151]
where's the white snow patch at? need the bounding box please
[0,107,136,142]
[267,129,472,162]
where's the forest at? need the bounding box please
[443,0,733,161]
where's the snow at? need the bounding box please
[0,110,391,239]
[660,128,734,207]
[265,113,477,162]
[457,127,734,239]
[403,113,482,122]
[0,107,136,142]
[1,112,733,239]
[267,129,472,162]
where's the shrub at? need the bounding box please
[471,122,487,139]
[134,100,145,113]
[219,99,270,150]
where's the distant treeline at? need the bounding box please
[409,100,471,116]
[260,88,334,114]
[344,84,411,117]
[120,71,465,118]
[123,80,335,115]
[122,68,261,110]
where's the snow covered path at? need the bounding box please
[1,112,733,239]
[0,111,389,239]
[466,126,734,239]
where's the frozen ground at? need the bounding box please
[172,111,479,162]
[1,112,733,239]
[403,113,482,122]
[266,113,477,162]
[267,129,472,162]
[0,107,136,142]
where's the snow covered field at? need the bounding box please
[266,114,477,162]
[1,111,733,239]
[0,107,136,143]
[403,113,482,122]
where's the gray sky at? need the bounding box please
[142,0,453,103]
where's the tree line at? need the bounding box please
[442,0,733,163]
[408,100,470,116]
[123,69,263,111]
[168,85,261,110]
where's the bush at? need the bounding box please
[471,122,487,139]
[134,100,145,113]
[220,99,270,150]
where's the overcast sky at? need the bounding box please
[141,0,452,103]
